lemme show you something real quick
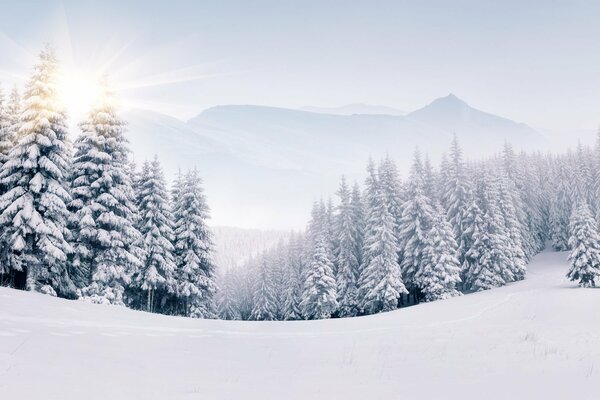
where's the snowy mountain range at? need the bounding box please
[124,94,547,228]
[300,103,406,116]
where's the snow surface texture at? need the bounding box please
[1,249,599,400]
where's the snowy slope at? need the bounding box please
[1,250,599,399]
[300,103,406,116]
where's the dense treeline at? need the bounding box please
[218,137,600,320]
[0,47,217,318]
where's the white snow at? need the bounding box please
[1,249,599,399]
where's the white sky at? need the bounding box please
[0,0,598,135]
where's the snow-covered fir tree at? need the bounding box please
[283,232,304,320]
[301,231,338,319]
[566,202,600,287]
[442,136,473,267]
[0,46,75,297]
[251,259,277,320]
[358,182,407,314]
[398,150,436,296]
[70,88,142,304]
[417,206,462,301]
[172,168,217,318]
[334,176,360,317]
[464,167,511,291]
[134,157,177,313]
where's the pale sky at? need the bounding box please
[0,0,599,134]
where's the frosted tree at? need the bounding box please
[134,157,177,313]
[350,182,365,269]
[398,150,435,294]
[358,185,407,314]
[334,176,360,317]
[464,168,511,290]
[283,232,304,320]
[497,174,527,281]
[378,157,404,237]
[417,206,462,301]
[0,46,75,297]
[460,196,484,287]
[442,136,473,265]
[172,168,217,318]
[218,270,241,320]
[549,162,571,251]
[70,88,142,304]
[566,203,600,287]
[301,233,338,319]
[251,259,277,320]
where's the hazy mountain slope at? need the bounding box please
[124,95,547,228]
[407,94,545,152]
[1,250,598,400]
[300,103,406,116]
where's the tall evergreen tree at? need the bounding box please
[442,136,472,266]
[566,203,600,287]
[70,88,142,304]
[417,206,462,301]
[134,157,176,313]
[334,176,359,317]
[358,181,407,314]
[0,46,74,297]
[398,150,435,294]
[172,168,217,318]
[301,233,338,320]
[251,259,277,320]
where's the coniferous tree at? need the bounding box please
[251,259,277,320]
[398,150,435,295]
[283,232,303,320]
[0,47,74,297]
[134,157,176,313]
[465,168,511,290]
[172,168,217,318]
[70,88,142,303]
[301,233,338,320]
[549,162,571,251]
[417,206,462,301]
[358,184,407,314]
[566,203,600,287]
[442,136,472,266]
[334,176,359,317]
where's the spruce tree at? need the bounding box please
[70,88,142,304]
[251,259,277,320]
[172,168,217,318]
[0,46,74,297]
[442,136,472,266]
[417,206,462,301]
[283,232,303,320]
[358,184,407,314]
[134,157,177,313]
[465,168,511,291]
[566,203,600,287]
[398,150,435,294]
[301,233,338,319]
[334,176,359,317]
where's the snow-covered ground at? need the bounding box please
[1,249,599,399]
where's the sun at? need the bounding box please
[58,68,110,120]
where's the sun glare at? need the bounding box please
[58,69,108,120]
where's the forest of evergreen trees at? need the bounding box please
[217,136,600,321]
[0,47,217,318]
[1,47,599,322]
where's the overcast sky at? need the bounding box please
[0,0,598,134]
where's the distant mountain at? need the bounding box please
[124,94,548,229]
[300,103,406,116]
